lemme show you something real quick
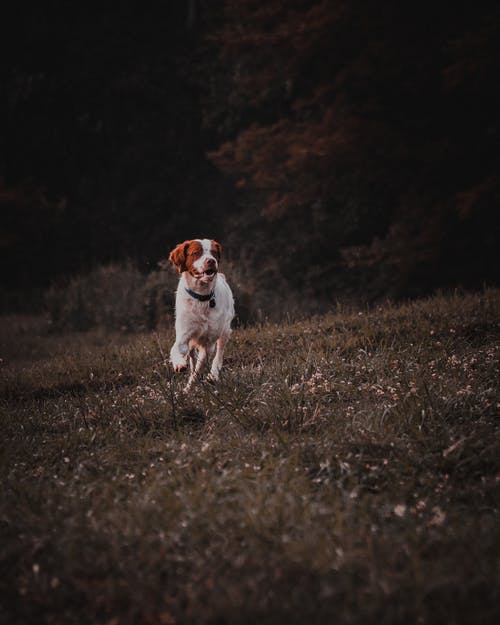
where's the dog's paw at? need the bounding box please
[173,362,188,373]
[170,354,188,373]
[206,372,219,384]
[170,343,189,373]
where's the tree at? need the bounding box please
[207,0,500,298]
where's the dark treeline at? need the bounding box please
[1,1,499,311]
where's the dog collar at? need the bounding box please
[185,287,216,307]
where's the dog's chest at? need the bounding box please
[180,297,224,344]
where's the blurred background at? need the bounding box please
[1,1,499,327]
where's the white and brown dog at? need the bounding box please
[168,238,234,391]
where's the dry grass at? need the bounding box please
[1,290,499,624]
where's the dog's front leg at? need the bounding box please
[184,346,207,392]
[207,333,230,383]
[170,337,190,372]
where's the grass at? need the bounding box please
[1,289,499,625]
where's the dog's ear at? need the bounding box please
[211,240,222,261]
[169,241,190,273]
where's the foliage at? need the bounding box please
[1,289,499,624]
[0,2,498,305]
[0,3,231,293]
[207,0,500,296]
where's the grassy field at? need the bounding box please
[1,290,499,625]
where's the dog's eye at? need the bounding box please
[189,249,201,257]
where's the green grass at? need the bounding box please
[1,290,499,625]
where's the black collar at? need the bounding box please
[185,287,216,307]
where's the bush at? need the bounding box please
[44,262,178,332]
[43,261,334,333]
[43,258,329,333]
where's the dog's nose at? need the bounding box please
[206,257,216,266]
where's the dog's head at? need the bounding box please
[169,238,222,283]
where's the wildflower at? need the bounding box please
[394,504,406,517]
[428,506,446,526]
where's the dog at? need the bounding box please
[168,238,234,391]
